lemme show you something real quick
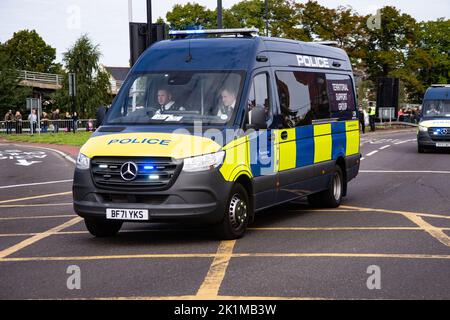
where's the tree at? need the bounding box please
[294,1,368,66]
[364,7,419,90]
[166,3,216,30]
[53,35,111,118]
[0,45,31,116]
[2,29,61,74]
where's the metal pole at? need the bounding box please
[128,0,133,22]
[217,0,223,29]
[147,0,152,47]
[265,0,269,36]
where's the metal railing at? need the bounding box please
[0,119,97,133]
[18,70,64,86]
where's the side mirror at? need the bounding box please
[247,105,267,130]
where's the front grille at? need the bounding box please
[91,157,182,191]
[428,127,450,141]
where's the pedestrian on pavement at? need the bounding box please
[28,109,37,135]
[368,104,376,132]
[72,112,78,133]
[14,111,22,134]
[358,105,365,134]
[51,109,60,133]
[4,110,15,134]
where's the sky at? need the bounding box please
[0,0,448,68]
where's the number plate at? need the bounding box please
[436,142,450,147]
[106,209,149,221]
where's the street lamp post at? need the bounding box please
[217,0,223,29]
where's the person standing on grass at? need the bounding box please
[72,112,78,133]
[52,109,60,133]
[15,111,22,134]
[28,109,37,135]
[4,110,14,134]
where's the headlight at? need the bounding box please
[419,125,428,132]
[76,153,90,170]
[182,151,225,172]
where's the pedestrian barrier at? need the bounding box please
[0,119,97,133]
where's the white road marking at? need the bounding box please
[379,145,391,150]
[0,179,73,189]
[360,170,450,174]
[16,159,42,166]
[366,150,378,156]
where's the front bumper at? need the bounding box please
[73,167,232,224]
[417,131,450,148]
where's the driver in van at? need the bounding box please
[217,87,237,118]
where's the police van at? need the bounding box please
[73,29,361,239]
[418,84,450,153]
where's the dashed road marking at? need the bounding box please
[366,150,379,156]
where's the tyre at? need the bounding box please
[215,183,251,240]
[418,145,426,153]
[84,218,123,237]
[308,165,344,208]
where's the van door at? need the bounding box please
[274,70,332,203]
[245,71,278,210]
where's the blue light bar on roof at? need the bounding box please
[169,28,259,37]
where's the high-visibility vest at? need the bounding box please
[369,107,376,116]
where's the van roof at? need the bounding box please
[424,85,450,100]
[132,36,352,73]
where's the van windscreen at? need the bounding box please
[105,71,244,125]
[422,100,450,118]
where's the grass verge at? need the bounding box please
[0,132,92,146]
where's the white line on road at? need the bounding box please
[366,150,379,156]
[360,170,450,174]
[379,145,391,150]
[0,179,73,189]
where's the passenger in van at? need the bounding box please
[217,87,237,118]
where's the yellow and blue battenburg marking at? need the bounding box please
[220,120,360,181]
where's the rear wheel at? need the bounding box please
[308,165,344,208]
[85,218,122,237]
[215,183,251,240]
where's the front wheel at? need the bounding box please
[215,183,251,240]
[85,218,123,237]
[308,165,344,208]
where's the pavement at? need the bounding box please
[0,128,450,300]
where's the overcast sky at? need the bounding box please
[0,0,448,68]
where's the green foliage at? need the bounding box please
[0,46,31,116]
[53,35,111,118]
[2,29,61,73]
[0,131,92,146]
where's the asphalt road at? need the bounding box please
[0,129,449,300]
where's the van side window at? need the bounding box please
[276,71,331,128]
[326,74,356,120]
[247,73,272,126]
